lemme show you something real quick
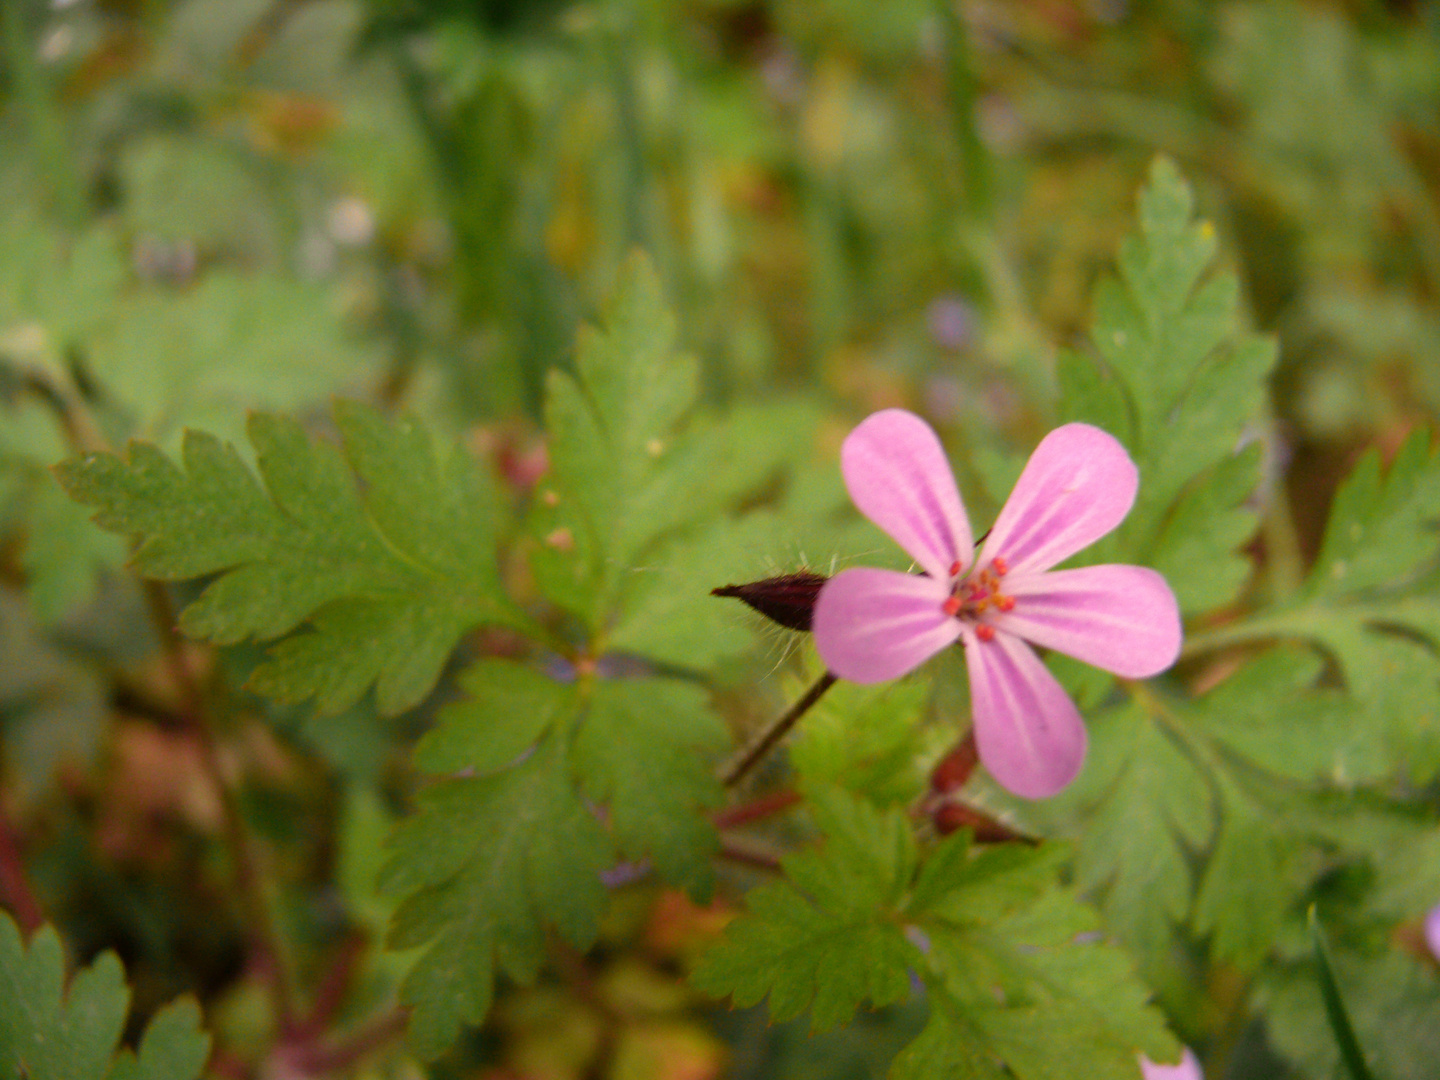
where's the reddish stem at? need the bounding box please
[931,801,1037,845]
[0,800,43,934]
[288,935,364,1041]
[142,581,296,1025]
[286,1009,410,1075]
[717,837,784,872]
[712,790,802,830]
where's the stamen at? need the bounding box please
[948,560,962,578]
[976,625,996,642]
[991,556,1008,576]
[996,595,1015,612]
[942,596,962,616]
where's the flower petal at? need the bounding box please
[1426,903,1440,963]
[1139,1048,1204,1080]
[841,409,972,581]
[963,628,1086,799]
[813,568,960,683]
[979,423,1137,575]
[996,565,1182,679]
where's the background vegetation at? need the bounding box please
[3,1,1440,1078]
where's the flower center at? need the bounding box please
[940,556,1013,642]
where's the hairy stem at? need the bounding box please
[719,672,837,788]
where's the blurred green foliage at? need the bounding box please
[3,1,1440,1078]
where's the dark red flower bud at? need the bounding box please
[712,571,828,632]
[929,731,978,793]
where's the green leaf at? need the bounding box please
[1055,347,1131,445]
[1030,698,1212,988]
[389,658,726,1054]
[892,835,1176,1080]
[19,480,122,621]
[117,135,276,256]
[694,793,1175,1077]
[915,885,1178,1080]
[1304,429,1440,600]
[1063,157,1273,616]
[1186,649,1377,784]
[1219,434,1440,781]
[788,659,932,808]
[1191,777,1289,970]
[1039,655,1366,978]
[889,1007,1006,1080]
[605,511,789,669]
[0,913,209,1080]
[0,216,126,371]
[55,400,524,715]
[1149,443,1262,616]
[532,253,700,628]
[107,999,211,1080]
[1266,948,1440,1080]
[379,732,611,1058]
[0,918,127,1080]
[1090,158,1221,427]
[86,272,381,450]
[416,657,725,889]
[692,789,921,1032]
[575,677,727,894]
[415,659,577,775]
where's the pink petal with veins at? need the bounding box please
[1139,1048,1204,1080]
[962,628,1086,799]
[841,409,972,581]
[813,568,961,684]
[996,565,1182,678]
[979,423,1137,575]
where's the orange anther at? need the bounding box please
[991,556,1008,576]
[976,624,996,642]
[996,595,1015,612]
[942,596,962,617]
[948,560,962,577]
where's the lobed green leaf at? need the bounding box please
[380,733,611,1058]
[695,793,1176,1075]
[56,400,524,715]
[0,913,208,1080]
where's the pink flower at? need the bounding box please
[811,410,1181,798]
[1140,1048,1204,1080]
[1426,903,1440,962]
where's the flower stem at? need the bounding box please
[718,672,837,788]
